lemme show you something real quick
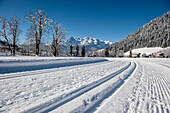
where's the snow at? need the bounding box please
[0,56,102,63]
[0,56,170,113]
[96,58,170,113]
[65,37,112,51]
[0,56,107,74]
[124,47,170,56]
[0,52,11,56]
[104,41,112,45]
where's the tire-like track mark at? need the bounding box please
[22,62,132,113]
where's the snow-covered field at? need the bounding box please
[0,56,169,113]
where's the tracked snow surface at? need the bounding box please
[0,56,169,113]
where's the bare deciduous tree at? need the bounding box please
[26,26,36,55]
[8,16,22,56]
[0,17,12,54]
[25,9,52,56]
[51,23,65,56]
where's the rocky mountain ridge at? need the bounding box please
[65,37,112,51]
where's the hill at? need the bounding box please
[106,11,170,57]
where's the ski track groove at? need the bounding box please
[126,62,144,113]
[146,66,169,113]
[22,62,133,113]
[126,61,170,113]
[0,61,120,80]
[82,62,137,113]
[157,74,170,112]
[0,60,129,113]
[155,75,164,113]
[1,59,169,113]
[22,61,123,94]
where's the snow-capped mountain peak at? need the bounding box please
[65,37,112,51]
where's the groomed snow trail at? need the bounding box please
[0,58,128,113]
[127,60,170,113]
[0,57,169,113]
[37,62,136,113]
[0,57,107,74]
[0,60,112,80]
[95,58,170,113]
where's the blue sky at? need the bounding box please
[0,0,170,43]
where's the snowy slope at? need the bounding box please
[0,57,170,113]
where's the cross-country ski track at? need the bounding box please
[0,57,169,113]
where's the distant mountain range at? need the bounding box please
[64,37,112,51]
[0,40,8,47]
[0,39,18,48]
[0,36,112,54]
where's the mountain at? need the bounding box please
[105,11,170,57]
[65,37,112,51]
[0,39,9,47]
[0,39,18,48]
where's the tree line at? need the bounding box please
[104,11,170,57]
[0,9,67,56]
[0,16,21,56]
[70,45,86,57]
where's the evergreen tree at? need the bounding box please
[105,47,109,57]
[81,46,85,57]
[76,44,79,56]
[107,12,170,56]
[129,50,132,57]
[70,45,73,56]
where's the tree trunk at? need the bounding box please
[13,35,16,56]
[35,31,39,56]
[36,43,40,56]
[54,48,57,56]
[4,35,12,55]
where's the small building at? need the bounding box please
[159,53,165,58]
[155,53,165,58]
